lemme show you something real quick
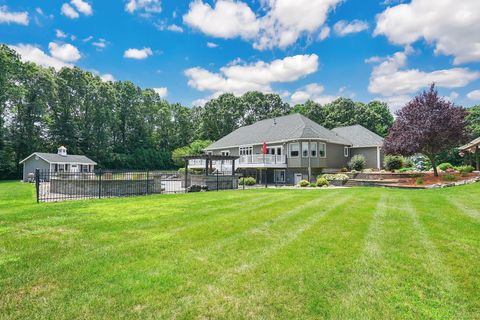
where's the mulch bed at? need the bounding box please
[396,172,479,188]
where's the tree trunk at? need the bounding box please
[429,156,438,177]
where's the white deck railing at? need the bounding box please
[239,154,286,165]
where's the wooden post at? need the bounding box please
[185,159,189,193]
[475,146,480,171]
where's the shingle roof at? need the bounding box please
[206,113,351,150]
[20,152,97,164]
[332,125,384,148]
[459,137,480,151]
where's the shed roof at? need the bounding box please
[459,137,480,151]
[20,152,97,165]
[331,125,384,148]
[206,113,351,150]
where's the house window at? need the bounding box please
[289,143,299,157]
[319,143,326,158]
[221,150,230,156]
[274,170,286,183]
[310,142,317,157]
[302,142,309,157]
[344,147,349,157]
[267,146,282,155]
[239,146,253,156]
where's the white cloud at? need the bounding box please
[183,0,340,50]
[153,87,168,98]
[125,0,161,14]
[92,39,107,50]
[207,42,218,48]
[100,73,115,82]
[48,42,81,62]
[374,0,480,64]
[167,24,183,32]
[185,54,318,96]
[254,0,342,50]
[0,6,29,25]
[291,83,337,105]
[56,29,67,38]
[318,26,330,41]
[183,0,259,40]
[467,90,480,101]
[71,0,92,15]
[83,35,93,42]
[368,49,480,97]
[375,95,411,113]
[333,20,368,36]
[8,44,73,70]
[61,3,79,19]
[123,47,153,59]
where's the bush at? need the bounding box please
[298,179,310,187]
[316,177,329,187]
[403,157,414,168]
[397,167,414,173]
[441,174,457,182]
[415,177,424,185]
[456,165,474,174]
[384,155,404,171]
[348,154,366,171]
[438,162,454,171]
[340,167,348,172]
[309,182,317,187]
[239,177,256,186]
[320,174,349,181]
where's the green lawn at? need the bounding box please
[1,181,479,319]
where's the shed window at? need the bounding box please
[344,147,349,157]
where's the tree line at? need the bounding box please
[2,44,478,179]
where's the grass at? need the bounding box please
[1,181,480,319]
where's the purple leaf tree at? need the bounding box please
[383,84,468,176]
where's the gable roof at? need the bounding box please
[20,152,97,165]
[459,137,480,151]
[206,113,351,150]
[332,125,384,148]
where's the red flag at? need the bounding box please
[262,142,267,155]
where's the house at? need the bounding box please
[459,137,480,171]
[19,146,97,182]
[192,113,384,184]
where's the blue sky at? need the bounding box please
[1,0,480,111]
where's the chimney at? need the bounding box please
[58,146,67,156]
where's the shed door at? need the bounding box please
[294,173,303,185]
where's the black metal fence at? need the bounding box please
[34,169,243,202]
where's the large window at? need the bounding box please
[289,143,299,157]
[239,146,253,156]
[302,142,309,157]
[319,143,326,158]
[310,142,317,157]
[221,150,230,156]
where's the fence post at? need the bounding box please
[216,170,219,191]
[35,169,40,203]
[98,169,102,199]
[146,169,150,195]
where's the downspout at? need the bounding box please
[308,140,312,181]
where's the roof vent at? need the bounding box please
[58,146,67,156]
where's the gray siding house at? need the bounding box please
[192,114,384,184]
[20,146,96,182]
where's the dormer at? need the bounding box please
[58,146,67,156]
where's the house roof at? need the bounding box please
[331,125,384,148]
[206,113,351,150]
[459,137,480,151]
[19,152,97,165]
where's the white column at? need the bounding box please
[376,147,381,169]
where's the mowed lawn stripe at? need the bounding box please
[175,193,354,319]
[330,190,466,319]
[408,190,480,317]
